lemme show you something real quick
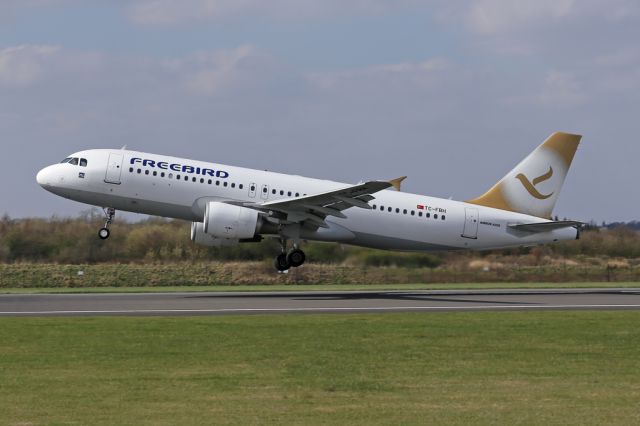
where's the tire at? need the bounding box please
[98,228,110,240]
[287,249,306,268]
[274,253,290,271]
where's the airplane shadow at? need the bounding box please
[186,292,540,306]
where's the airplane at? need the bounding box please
[36,132,583,271]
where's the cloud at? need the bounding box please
[466,0,575,34]
[309,58,450,88]
[540,71,585,105]
[174,45,267,96]
[127,0,418,25]
[0,45,60,87]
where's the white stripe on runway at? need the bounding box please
[2,304,640,315]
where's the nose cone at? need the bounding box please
[36,165,54,188]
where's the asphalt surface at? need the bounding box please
[1,288,640,316]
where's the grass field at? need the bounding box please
[1,312,640,425]
[2,262,638,289]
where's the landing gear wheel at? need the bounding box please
[287,249,306,268]
[98,227,110,240]
[98,207,116,240]
[274,253,291,272]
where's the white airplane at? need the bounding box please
[37,132,583,270]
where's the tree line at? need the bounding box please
[0,209,638,265]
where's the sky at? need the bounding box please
[1,0,638,223]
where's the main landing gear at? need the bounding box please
[273,238,306,272]
[98,207,115,240]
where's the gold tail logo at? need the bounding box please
[515,167,554,200]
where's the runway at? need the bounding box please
[1,288,640,316]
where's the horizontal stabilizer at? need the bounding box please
[508,220,584,233]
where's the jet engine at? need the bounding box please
[190,221,238,247]
[191,202,261,247]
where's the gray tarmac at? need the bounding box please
[1,288,640,316]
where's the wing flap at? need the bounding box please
[508,220,584,233]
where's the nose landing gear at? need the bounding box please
[273,238,306,272]
[98,207,116,240]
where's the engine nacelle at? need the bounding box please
[190,221,238,247]
[203,202,260,240]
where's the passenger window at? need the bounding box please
[403,209,407,214]
[80,158,88,167]
[442,215,446,220]
[129,167,133,173]
[287,191,292,196]
[184,176,188,181]
[411,211,415,216]
[372,204,376,209]
[380,206,384,211]
[168,173,173,179]
[231,183,236,188]
[295,192,299,197]
[239,184,244,189]
[396,208,400,213]
[161,172,165,178]
[200,178,204,183]
[272,189,276,194]
[145,170,149,175]
[216,181,220,186]
[69,158,79,166]
[280,190,284,195]
[418,212,423,217]
[176,174,181,180]
[434,214,438,219]
[223,182,228,187]
[208,179,212,184]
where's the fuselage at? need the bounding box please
[36,149,577,251]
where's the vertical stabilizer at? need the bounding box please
[466,132,581,218]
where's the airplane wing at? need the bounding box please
[242,178,404,228]
[508,220,584,233]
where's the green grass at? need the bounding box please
[1,281,639,294]
[1,312,640,425]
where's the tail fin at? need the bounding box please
[466,132,581,218]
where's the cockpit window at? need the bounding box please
[69,158,79,166]
[60,158,72,163]
[80,158,88,167]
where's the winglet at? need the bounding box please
[389,176,407,192]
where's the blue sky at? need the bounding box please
[1,0,639,222]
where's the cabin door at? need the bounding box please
[104,153,124,184]
[462,207,479,239]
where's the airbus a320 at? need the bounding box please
[36,132,583,271]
